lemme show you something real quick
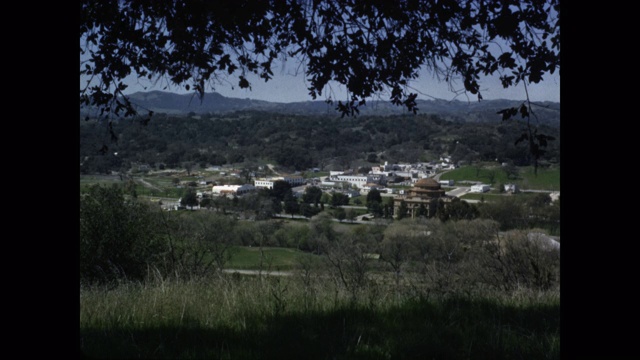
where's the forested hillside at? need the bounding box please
[80,111,560,174]
[82,91,560,127]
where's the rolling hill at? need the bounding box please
[82,91,560,127]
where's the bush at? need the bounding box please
[80,185,167,284]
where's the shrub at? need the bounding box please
[80,185,167,284]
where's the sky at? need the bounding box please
[81,3,560,105]
[113,60,560,104]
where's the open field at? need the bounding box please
[80,173,209,199]
[304,171,329,178]
[440,165,559,191]
[460,191,545,202]
[79,174,122,186]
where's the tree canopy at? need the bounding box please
[80,0,559,172]
[80,0,559,118]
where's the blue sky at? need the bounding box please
[81,3,560,104]
[113,60,560,103]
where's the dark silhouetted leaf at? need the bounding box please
[515,133,529,145]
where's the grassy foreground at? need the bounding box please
[80,275,559,359]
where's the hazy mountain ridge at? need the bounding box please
[83,91,560,127]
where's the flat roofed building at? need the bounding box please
[212,184,256,196]
[254,180,275,189]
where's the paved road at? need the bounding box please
[445,186,470,197]
[433,170,452,182]
[136,178,162,192]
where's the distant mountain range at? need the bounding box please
[82,90,560,127]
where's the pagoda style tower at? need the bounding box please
[393,178,453,218]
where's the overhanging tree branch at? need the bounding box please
[80,0,559,166]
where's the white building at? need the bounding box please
[254,175,306,189]
[361,183,384,192]
[470,184,490,193]
[330,174,367,188]
[254,180,275,189]
[282,175,306,187]
[329,173,386,189]
[212,184,256,196]
[504,184,519,193]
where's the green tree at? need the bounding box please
[80,185,166,284]
[309,212,337,254]
[299,202,319,218]
[345,208,357,223]
[417,203,428,218]
[527,193,552,208]
[324,231,373,303]
[333,207,346,222]
[271,197,283,215]
[183,161,194,176]
[302,186,323,206]
[124,179,137,198]
[438,198,479,222]
[478,197,526,231]
[366,188,382,205]
[477,229,559,292]
[271,180,293,202]
[502,161,519,179]
[283,192,300,218]
[199,197,212,208]
[380,221,418,290]
[180,188,199,209]
[320,192,331,205]
[368,201,383,218]
[366,188,383,217]
[254,221,284,274]
[171,211,238,275]
[486,169,497,185]
[397,201,408,220]
[330,192,350,207]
